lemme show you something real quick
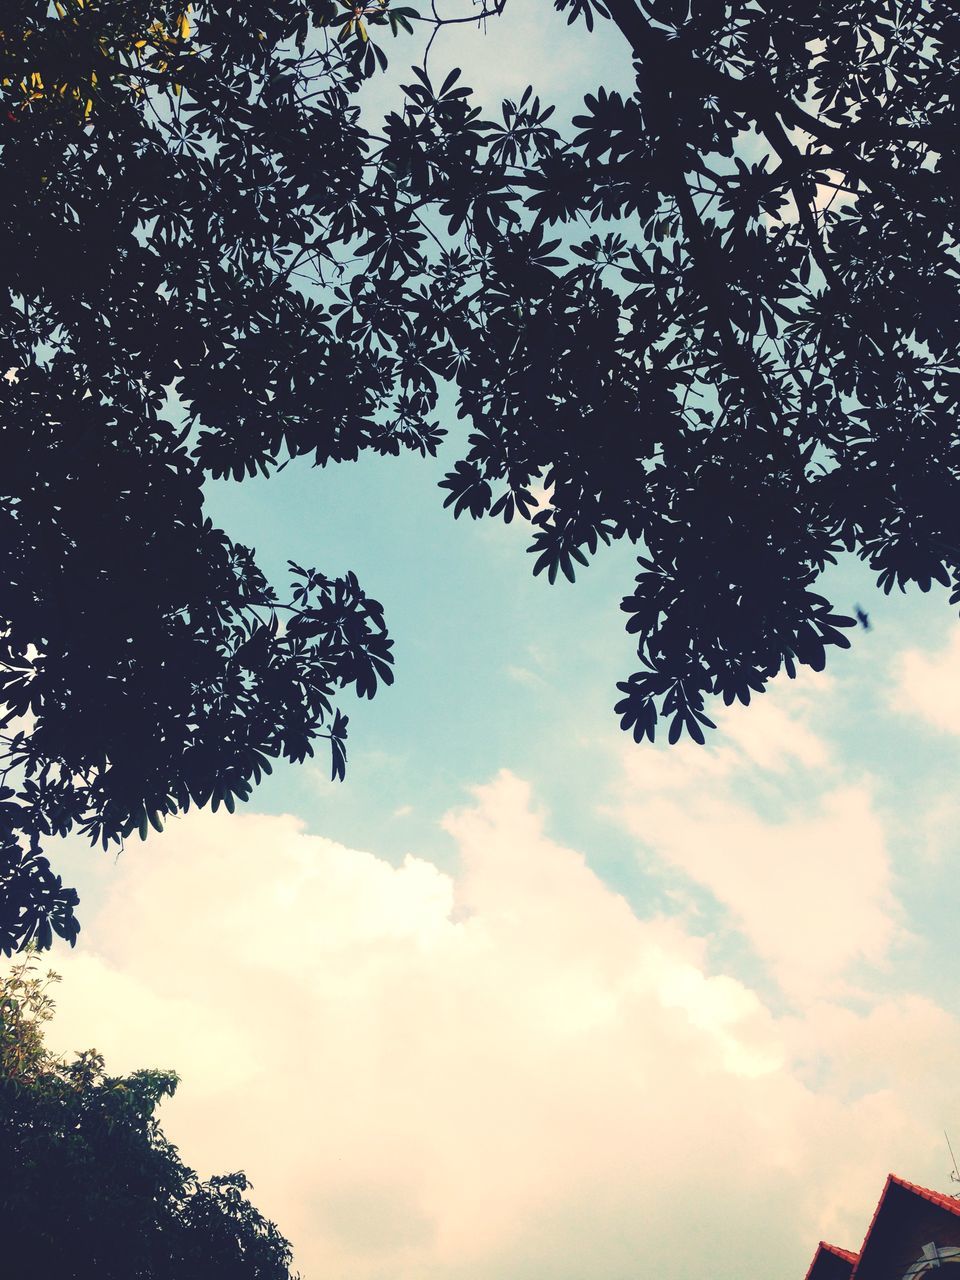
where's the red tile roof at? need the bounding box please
[802,1174,960,1280]
[803,1240,858,1280]
[853,1174,960,1276]
[888,1174,960,1219]
[826,1245,859,1263]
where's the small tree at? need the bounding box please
[0,952,298,1278]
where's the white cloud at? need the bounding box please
[31,765,956,1280]
[890,629,960,736]
[716,682,831,773]
[619,775,901,1001]
[505,663,546,688]
[613,673,904,1001]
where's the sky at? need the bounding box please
[22,5,960,1279]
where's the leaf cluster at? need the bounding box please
[409,0,959,748]
[1,0,417,948]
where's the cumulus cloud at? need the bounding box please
[34,755,957,1280]
[613,674,905,1001]
[889,629,960,736]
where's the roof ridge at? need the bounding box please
[803,1240,859,1280]
[821,1243,859,1263]
[889,1174,960,1218]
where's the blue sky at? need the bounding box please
[32,6,960,1279]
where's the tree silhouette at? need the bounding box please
[0,951,298,1277]
[2,0,957,949]
[1,0,409,951]
[423,0,958,746]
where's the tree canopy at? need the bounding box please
[2,0,958,950]
[0,951,298,1277]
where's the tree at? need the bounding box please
[0,950,298,1277]
[2,0,958,948]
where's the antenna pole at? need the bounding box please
[945,1131,960,1185]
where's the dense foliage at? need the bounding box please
[1,0,407,951]
[0,951,297,1277]
[428,0,959,747]
[2,0,958,948]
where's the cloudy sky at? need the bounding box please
[30,7,960,1280]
